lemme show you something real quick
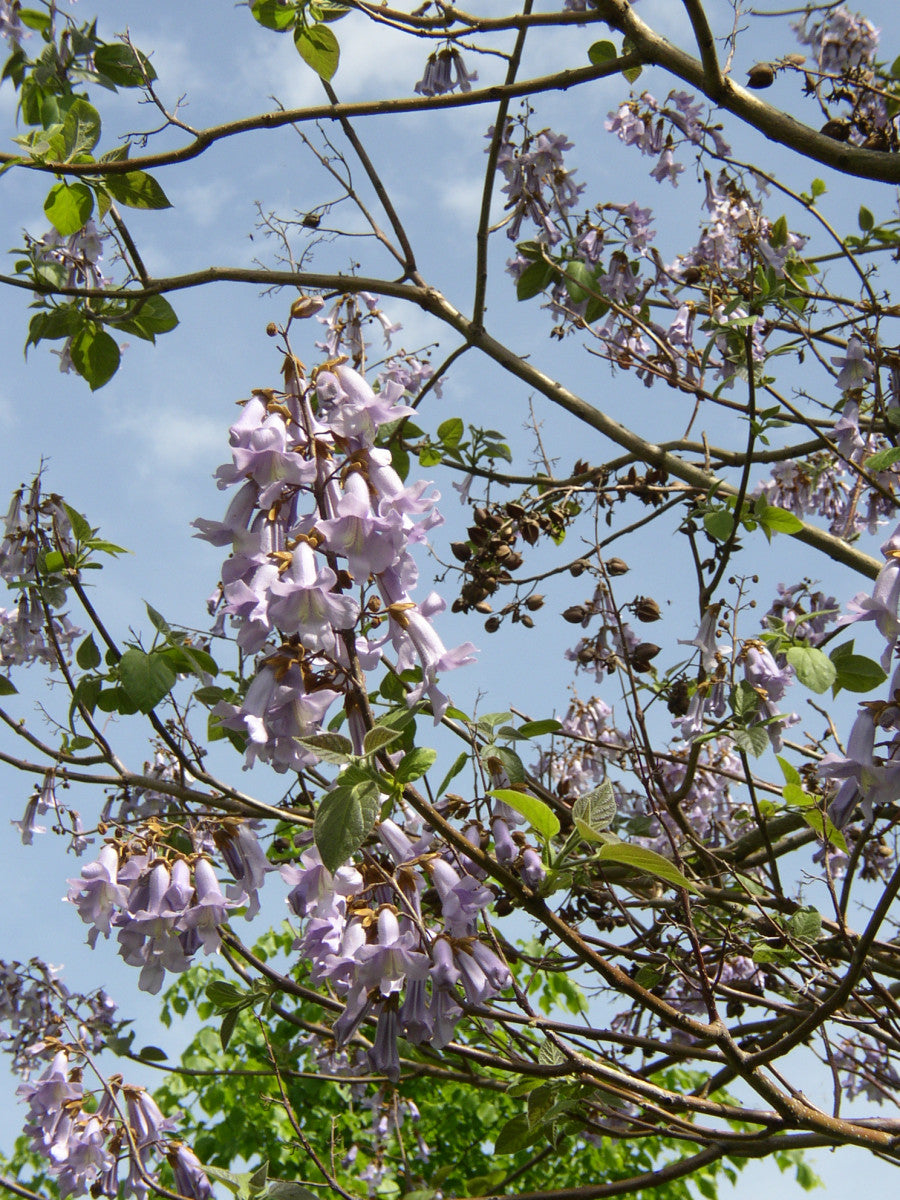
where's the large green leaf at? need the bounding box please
[786,645,836,693]
[294,23,339,80]
[68,325,120,390]
[104,169,171,209]
[314,782,380,872]
[573,779,616,842]
[596,842,701,893]
[43,181,94,236]
[61,98,102,158]
[94,42,157,87]
[118,648,176,713]
[490,787,560,839]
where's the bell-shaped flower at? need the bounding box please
[67,846,130,947]
[355,907,430,997]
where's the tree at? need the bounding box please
[0,0,900,1196]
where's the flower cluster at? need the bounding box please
[0,959,116,1076]
[196,298,474,771]
[0,481,81,672]
[793,5,879,74]
[18,1048,211,1199]
[606,92,730,189]
[66,830,258,994]
[414,47,477,96]
[281,821,512,1080]
[492,121,585,245]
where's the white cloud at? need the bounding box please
[112,407,223,475]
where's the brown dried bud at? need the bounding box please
[747,62,775,89]
[524,594,545,611]
[570,559,588,577]
[605,557,629,576]
[473,507,490,526]
[494,543,512,561]
[505,501,526,519]
[484,615,502,632]
[820,118,851,141]
[634,596,661,623]
[266,322,279,337]
[504,551,524,570]
[563,605,587,624]
[521,614,534,629]
[468,525,490,547]
[629,643,661,671]
[521,520,541,546]
[450,541,472,563]
[290,295,326,320]
[475,601,493,614]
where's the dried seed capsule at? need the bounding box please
[484,615,502,632]
[747,62,775,88]
[450,541,472,563]
[563,605,587,624]
[634,596,661,622]
[605,557,629,575]
[524,594,545,611]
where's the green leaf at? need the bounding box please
[730,679,760,719]
[118,648,176,713]
[758,505,803,533]
[787,905,822,943]
[732,724,769,758]
[94,41,157,86]
[61,98,102,158]
[776,755,801,786]
[62,503,93,543]
[69,325,120,390]
[785,645,836,693]
[493,1115,532,1156]
[830,648,887,694]
[562,259,597,304]
[136,1044,168,1061]
[252,0,298,30]
[115,294,179,339]
[437,417,464,447]
[0,676,17,696]
[490,787,560,839]
[858,205,875,232]
[362,725,404,756]
[436,750,468,797]
[483,744,526,784]
[572,779,617,840]
[864,445,900,473]
[587,39,617,66]
[18,9,52,32]
[418,445,442,467]
[596,842,701,893]
[703,509,734,541]
[43,181,94,236]
[516,259,554,301]
[206,980,247,1008]
[297,732,354,763]
[801,809,848,853]
[145,602,171,635]
[393,746,437,783]
[294,23,339,80]
[103,169,171,209]
[314,783,380,872]
[517,719,562,738]
[219,1008,240,1052]
[76,634,102,670]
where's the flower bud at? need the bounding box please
[563,605,586,624]
[605,557,629,576]
[266,322,278,337]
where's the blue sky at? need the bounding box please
[2,0,900,1195]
